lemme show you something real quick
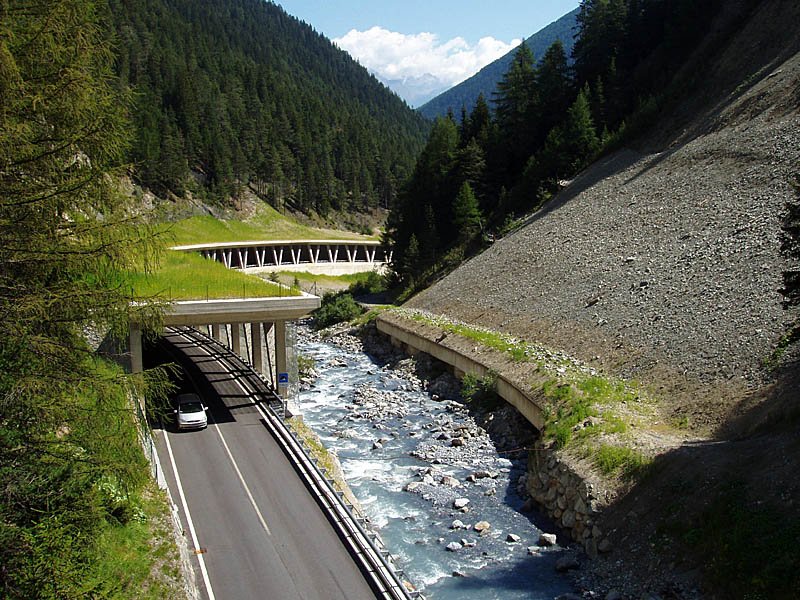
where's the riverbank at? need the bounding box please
[312,316,713,600]
[299,321,580,599]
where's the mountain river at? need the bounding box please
[295,330,574,600]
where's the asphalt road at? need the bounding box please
[153,330,378,600]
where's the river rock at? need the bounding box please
[446,541,462,552]
[473,521,491,532]
[538,533,557,547]
[451,438,464,447]
[404,481,423,492]
[555,556,580,572]
[506,533,521,543]
[441,475,461,488]
[453,498,470,509]
[450,519,465,530]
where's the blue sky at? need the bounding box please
[275,1,580,106]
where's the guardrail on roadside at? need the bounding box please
[171,326,422,600]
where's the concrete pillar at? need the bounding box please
[275,320,287,379]
[212,324,222,342]
[231,322,241,356]
[251,322,263,373]
[263,322,276,384]
[130,324,144,374]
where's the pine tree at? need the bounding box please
[452,182,483,242]
[463,93,491,147]
[493,42,538,179]
[402,234,421,283]
[535,40,574,143]
[562,84,601,172]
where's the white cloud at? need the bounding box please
[334,27,520,106]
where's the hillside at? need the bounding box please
[417,8,579,119]
[108,0,429,217]
[405,0,800,596]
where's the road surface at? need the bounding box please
[153,329,379,600]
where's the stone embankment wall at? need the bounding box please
[374,313,609,556]
[524,444,610,558]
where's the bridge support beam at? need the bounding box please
[230,322,241,357]
[130,324,143,374]
[251,322,263,374]
[212,324,222,342]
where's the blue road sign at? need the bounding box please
[278,372,289,385]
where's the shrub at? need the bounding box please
[312,292,363,329]
[348,270,387,296]
[593,445,650,479]
[461,371,502,410]
[297,354,316,378]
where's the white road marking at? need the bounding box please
[175,330,273,537]
[208,411,273,536]
[163,428,217,600]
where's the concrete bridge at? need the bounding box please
[172,239,392,275]
[130,293,321,398]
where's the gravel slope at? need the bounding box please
[409,0,800,433]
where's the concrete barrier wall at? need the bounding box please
[375,315,545,431]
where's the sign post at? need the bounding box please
[277,372,289,418]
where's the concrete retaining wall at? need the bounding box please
[375,315,545,430]
[375,313,607,555]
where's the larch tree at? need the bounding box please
[0,1,164,595]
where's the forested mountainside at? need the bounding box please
[406,0,800,595]
[417,7,579,120]
[388,0,742,291]
[108,0,429,215]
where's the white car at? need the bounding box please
[174,393,208,430]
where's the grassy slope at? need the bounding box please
[162,204,377,246]
[133,204,373,300]
[128,251,296,300]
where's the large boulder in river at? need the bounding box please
[473,521,491,533]
[453,498,470,509]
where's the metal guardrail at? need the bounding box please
[168,326,422,600]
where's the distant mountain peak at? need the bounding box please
[418,8,579,119]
